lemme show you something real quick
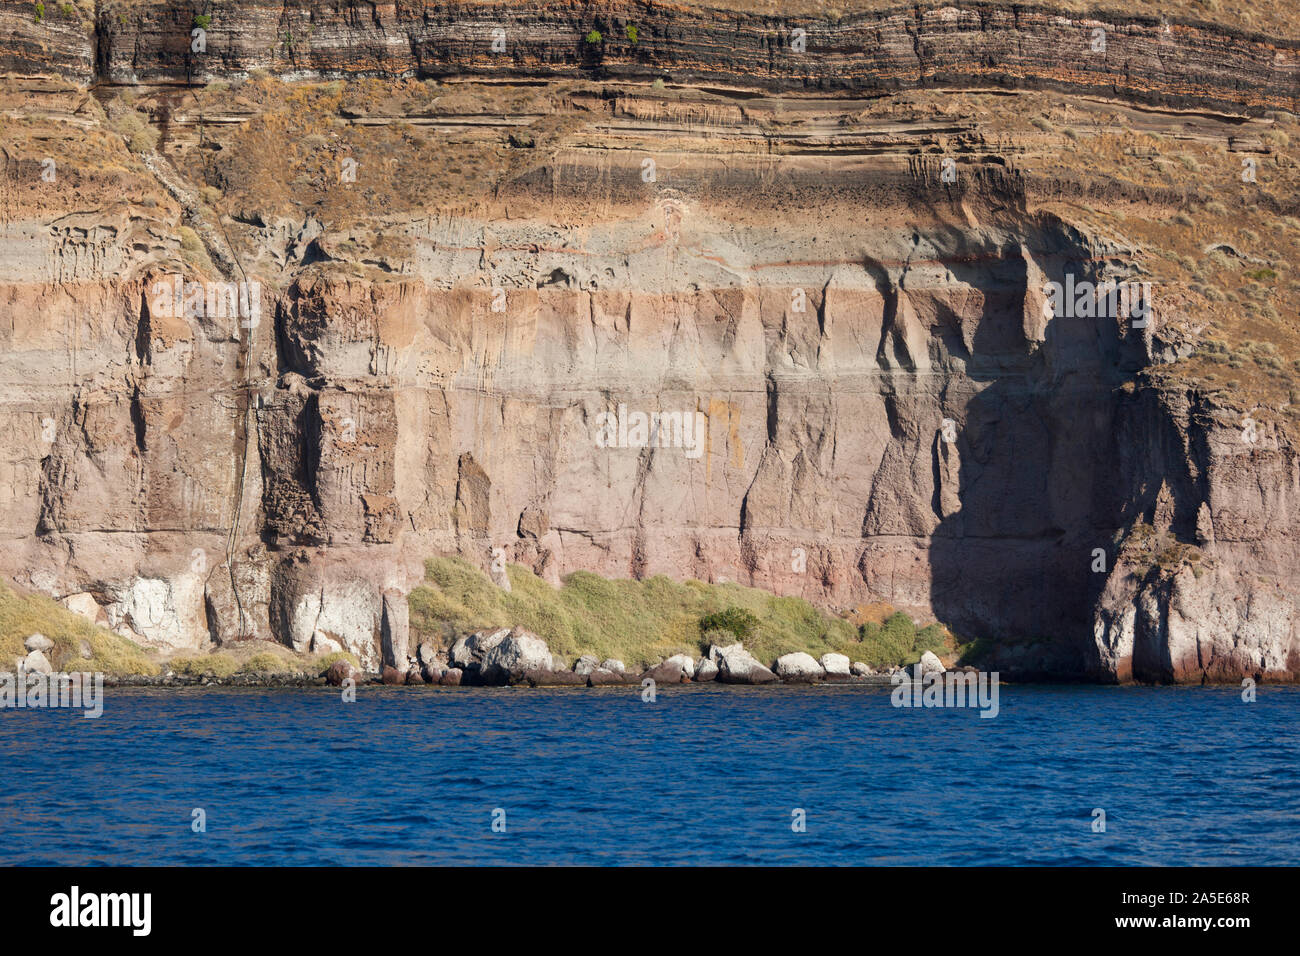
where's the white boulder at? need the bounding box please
[22,649,52,675]
[24,633,54,653]
[664,654,696,679]
[820,653,851,677]
[716,645,777,684]
[909,651,946,679]
[774,652,824,682]
[480,629,553,684]
[708,642,744,662]
[451,627,510,669]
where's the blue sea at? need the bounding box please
[2,684,1296,865]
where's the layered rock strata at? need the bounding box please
[1,2,1298,682]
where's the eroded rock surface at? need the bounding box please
[2,3,1298,682]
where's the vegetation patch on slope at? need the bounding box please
[165,644,358,678]
[0,581,158,676]
[409,557,951,670]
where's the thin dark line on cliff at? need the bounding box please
[172,51,257,642]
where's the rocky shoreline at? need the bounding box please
[363,626,951,688]
[20,622,1276,689]
[102,672,903,689]
[102,627,946,689]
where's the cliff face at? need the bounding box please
[2,1,1299,680]
[5,1,1299,111]
[1092,386,1300,683]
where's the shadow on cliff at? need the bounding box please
[922,227,1156,679]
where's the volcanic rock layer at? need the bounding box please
[1,1,1299,681]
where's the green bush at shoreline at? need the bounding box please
[854,613,951,670]
[409,557,941,671]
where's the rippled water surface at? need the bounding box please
[2,683,1296,865]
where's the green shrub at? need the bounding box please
[699,606,759,643]
[34,2,44,23]
[880,611,916,649]
[585,30,602,44]
[851,612,950,669]
[625,25,638,43]
[914,623,948,655]
[193,14,212,29]
[853,617,912,669]
[128,125,159,153]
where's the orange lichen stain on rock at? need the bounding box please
[704,397,744,481]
